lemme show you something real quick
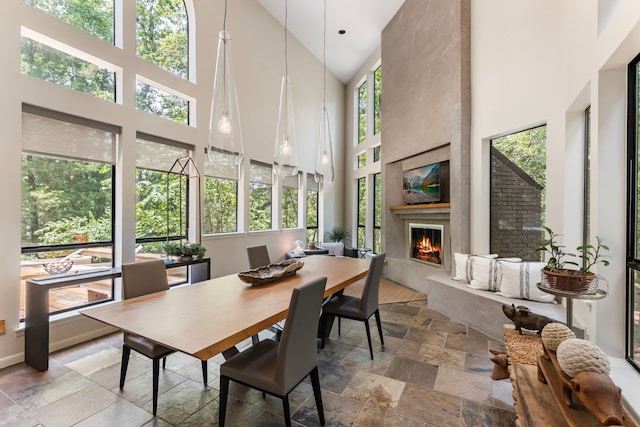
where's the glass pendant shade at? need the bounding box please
[208,31,243,166]
[314,107,334,183]
[273,75,299,175]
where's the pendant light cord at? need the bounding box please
[223,0,227,32]
[284,0,288,78]
[323,0,327,108]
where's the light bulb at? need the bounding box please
[279,136,292,157]
[217,111,232,134]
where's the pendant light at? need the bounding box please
[314,0,334,184]
[273,0,299,176]
[208,0,243,166]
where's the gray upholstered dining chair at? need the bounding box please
[218,277,327,427]
[247,245,271,269]
[119,259,207,415]
[321,252,386,359]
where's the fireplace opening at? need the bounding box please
[409,223,443,267]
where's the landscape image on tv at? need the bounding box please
[402,163,441,204]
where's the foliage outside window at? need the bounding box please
[374,66,382,135]
[373,173,382,254]
[626,54,640,371]
[203,162,238,234]
[490,125,546,260]
[358,80,367,143]
[23,0,114,44]
[21,36,115,102]
[307,176,319,244]
[282,174,299,229]
[136,81,189,124]
[20,108,118,319]
[357,177,366,248]
[136,0,188,79]
[357,152,367,169]
[250,161,272,231]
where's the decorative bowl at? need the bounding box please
[43,259,73,275]
[238,259,304,286]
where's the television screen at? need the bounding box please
[402,163,441,204]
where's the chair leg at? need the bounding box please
[251,334,260,345]
[338,317,341,336]
[152,358,160,415]
[219,376,229,427]
[201,360,208,386]
[320,313,327,349]
[282,395,292,427]
[119,345,131,389]
[310,367,325,425]
[162,356,166,369]
[374,310,384,346]
[364,320,374,360]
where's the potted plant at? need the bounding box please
[325,226,351,244]
[538,226,609,293]
[163,242,206,261]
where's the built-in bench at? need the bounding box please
[413,272,581,342]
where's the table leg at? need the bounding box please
[25,281,49,371]
[565,297,573,330]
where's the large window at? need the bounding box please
[626,53,640,371]
[250,161,273,231]
[490,125,546,260]
[20,107,118,319]
[135,80,189,124]
[203,163,238,234]
[357,177,366,248]
[374,65,382,135]
[307,176,319,244]
[373,173,382,254]
[282,174,300,229]
[357,80,367,143]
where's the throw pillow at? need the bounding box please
[497,261,556,303]
[467,255,503,291]
[452,253,471,282]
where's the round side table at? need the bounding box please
[536,283,607,329]
[357,248,372,258]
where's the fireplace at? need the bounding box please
[409,223,443,268]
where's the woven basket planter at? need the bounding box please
[541,268,597,293]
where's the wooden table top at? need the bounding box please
[80,255,370,361]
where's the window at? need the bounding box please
[374,65,382,135]
[373,145,382,163]
[203,162,238,234]
[136,0,188,79]
[373,173,382,254]
[135,135,192,285]
[20,107,119,319]
[249,161,273,231]
[136,80,189,124]
[490,125,547,260]
[281,174,299,229]
[626,53,640,371]
[307,176,319,244]
[357,80,367,143]
[357,152,367,169]
[23,0,115,44]
[357,177,366,248]
[583,106,592,254]
[21,33,116,102]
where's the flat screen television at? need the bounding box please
[402,162,441,204]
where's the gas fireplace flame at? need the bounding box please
[411,228,442,266]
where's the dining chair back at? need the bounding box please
[120,259,207,415]
[321,252,386,359]
[247,245,271,269]
[219,277,327,427]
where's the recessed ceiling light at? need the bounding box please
[338,29,346,35]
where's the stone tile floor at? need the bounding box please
[0,298,516,426]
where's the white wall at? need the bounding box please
[470,0,640,357]
[0,0,344,367]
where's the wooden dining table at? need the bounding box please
[80,255,371,361]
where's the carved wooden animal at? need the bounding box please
[489,349,509,380]
[502,303,554,335]
[563,371,625,426]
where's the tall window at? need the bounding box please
[282,174,299,229]
[203,163,238,234]
[374,65,382,135]
[135,80,189,124]
[357,80,367,143]
[250,161,273,231]
[583,106,592,254]
[20,107,118,319]
[357,177,366,248]
[373,173,382,254]
[136,0,188,79]
[626,53,640,371]
[306,176,319,244]
[490,126,547,260]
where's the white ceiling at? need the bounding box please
[256,0,406,84]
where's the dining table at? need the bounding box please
[80,255,371,362]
